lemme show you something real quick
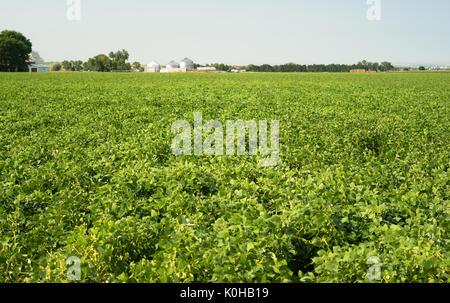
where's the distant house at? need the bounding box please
[197,67,217,72]
[28,63,48,72]
[160,67,191,73]
[350,69,367,73]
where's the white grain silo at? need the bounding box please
[166,60,180,68]
[180,58,194,69]
[145,61,160,72]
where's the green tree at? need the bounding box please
[62,60,73,71]
[246,64,260,72]
[109,49,131,70]
[0,30,32,72]
[109,49,129,62]
[52,63,62,71]
[418,66,426,71]
[361,60,369,70]
[281,62,298,72]
[368,62,379,72]
[259,64,275,72]
[132,62,142,71]
[72,60,83,71]
[87,54,112,72]
[380,61,394,72]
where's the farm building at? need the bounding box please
[197,67,217,72]
[145,61,161,72]
[146,58,195,73]
[160,67,191,73]
[160,60,186,73]
[28,52,48,72]
[28,63,48,73]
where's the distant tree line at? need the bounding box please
[56,50,137,72]
[59,60,84,71]
[0,29,402,74]
[204,60,395,73]
[240,60,395,73]
[54,59,396,73]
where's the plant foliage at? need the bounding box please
[0,72,448,283]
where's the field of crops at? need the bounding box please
[0,72,448,282]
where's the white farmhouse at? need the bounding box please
[28,63,49,73]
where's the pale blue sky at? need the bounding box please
[1,0,449,65]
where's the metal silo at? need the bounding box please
[166,60,180,68]
[180,58,194,69]
[146,61,161,72]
